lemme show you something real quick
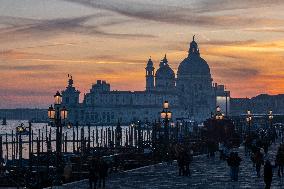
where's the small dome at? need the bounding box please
[156,54,175,79]
[156,65,175,79]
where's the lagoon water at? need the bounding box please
[0,120,134,160]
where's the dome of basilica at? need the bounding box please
[177,36,210,77]
[177,56,210,76]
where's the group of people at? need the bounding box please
[89,158,109,189]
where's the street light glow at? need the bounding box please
[54,91,62,105]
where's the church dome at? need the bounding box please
[178,56,210,76]
[155,54,175,79]
[156,65,175,78]
[177,36,210,77]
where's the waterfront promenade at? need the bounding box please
[55,139,284,189]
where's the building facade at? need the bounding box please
[61,38,229,125]
[230,94,284,116]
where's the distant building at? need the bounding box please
[0,109,47,122]
[214,84,230,116]
[230,94,284,115]
[61,37,229,125]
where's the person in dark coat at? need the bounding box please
[176,145,185,176]
[184,149,193,176]
[227,152,234,180]
[227,152,242,181]
[89,158,99,189]
[98,158,108,188]
[232,152,242,181]
[264,160,273,189]
[276,145,284,177]
[254,149,264,178]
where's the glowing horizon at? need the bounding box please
[1,0,284,108]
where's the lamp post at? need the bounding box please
[268,110,273,129]
[160,101,172,152]
[246,110,252,136]
[48,91,68,187]
[215,106,224,120]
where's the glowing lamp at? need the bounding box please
[247,110,251,115]
[246,117,250,122]
[60,106,68,120]
[163,101,169,109]
[48,105,55,119]
[167,111,172,119]
[161,110,166,119]
[216,106,221,112]
[54,91,62,105]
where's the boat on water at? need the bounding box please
[16,123,30,135]
[2,117,6,125]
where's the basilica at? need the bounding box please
[61,37,229,125]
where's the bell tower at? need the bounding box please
[62,74,80,106]
[145,57,155,91]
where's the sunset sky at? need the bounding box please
[1,0,284,108]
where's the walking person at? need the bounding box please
[254,149,264,178]
[176,145,185,176]
[227,152,234,181]
[276,144,284,177]
[184,149,193,176]
[264,160,273,189]
[89,158,99,189]
[231,152,242,181]
[98,158,108,189]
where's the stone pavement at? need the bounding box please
[58,140,284,189]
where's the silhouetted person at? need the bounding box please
[227,152,242,181]
[264,160,273,189]
[276,145,284,177]
[176,146,185,176]
[254,149,264,178]
[227,152,234,180]
[184,149,193,176]
[63,160,72,183]
[98,158,108,188]
[89,158,99,189]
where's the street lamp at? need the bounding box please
[215,106,224,120]
[216,106,221,113]
[163,101,169,109]
[246,110,252,135]
[54,91,62,105]
[47,91,68,187]
[268,109,273,128]
[160,101,172,153]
